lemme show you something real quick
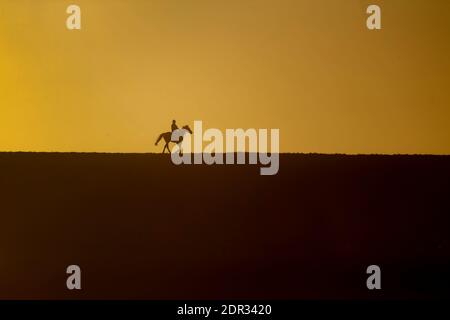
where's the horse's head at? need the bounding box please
[182,125,193,134]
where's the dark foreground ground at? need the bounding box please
[0,153,449,299]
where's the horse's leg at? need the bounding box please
[163,135,171,154]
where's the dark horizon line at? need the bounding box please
[1,151,450,157]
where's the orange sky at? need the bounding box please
[1,0,449,153]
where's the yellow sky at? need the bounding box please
[1,0,449,153]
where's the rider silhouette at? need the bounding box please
[171,120,178,132]
[171,120,179,143]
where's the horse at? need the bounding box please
[155,125,193,153]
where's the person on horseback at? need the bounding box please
[155,122,193,153]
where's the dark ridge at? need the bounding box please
[0,152,449,299]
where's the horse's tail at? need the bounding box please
[155,133,164,146]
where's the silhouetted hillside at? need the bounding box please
[0,153,449,299]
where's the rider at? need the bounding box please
[171,120,178,132]
[171,120,179,142]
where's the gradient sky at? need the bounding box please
[1,0,449,153]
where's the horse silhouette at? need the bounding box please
[155,125,193,153]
